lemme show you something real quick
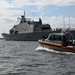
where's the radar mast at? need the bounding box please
[24,11,25,18]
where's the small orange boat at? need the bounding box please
[38,32,75,53]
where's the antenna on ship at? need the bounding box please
[63,16,66,27]
[24,11,25,18]
[68,18,70,28]
[32,12,34,21]
[62,16,66,33]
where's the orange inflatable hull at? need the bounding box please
[38,40,75,53]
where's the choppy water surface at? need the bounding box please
[0,40,75,75]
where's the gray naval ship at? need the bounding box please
[2,11,60,41]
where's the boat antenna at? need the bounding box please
[63,16,66,27]
[33,12,34,21]
[68,18,70,28]
[24,11,25,18]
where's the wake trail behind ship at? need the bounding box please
[36,46,75,55]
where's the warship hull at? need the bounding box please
[2,31,60,41]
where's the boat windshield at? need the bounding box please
[47,33,62,41]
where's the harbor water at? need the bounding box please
[0,40,75,75]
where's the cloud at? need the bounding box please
[49,0,75,6]
[42,16,75,28]
[0,0,14,9]
[12,0,75,7]
[0,0,75,18]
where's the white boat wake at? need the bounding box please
[36,46,75,55]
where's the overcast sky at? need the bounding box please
[0,0,75,37]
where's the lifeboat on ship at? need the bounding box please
[38,31,75,53]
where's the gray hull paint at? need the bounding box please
[2,31,60,41]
